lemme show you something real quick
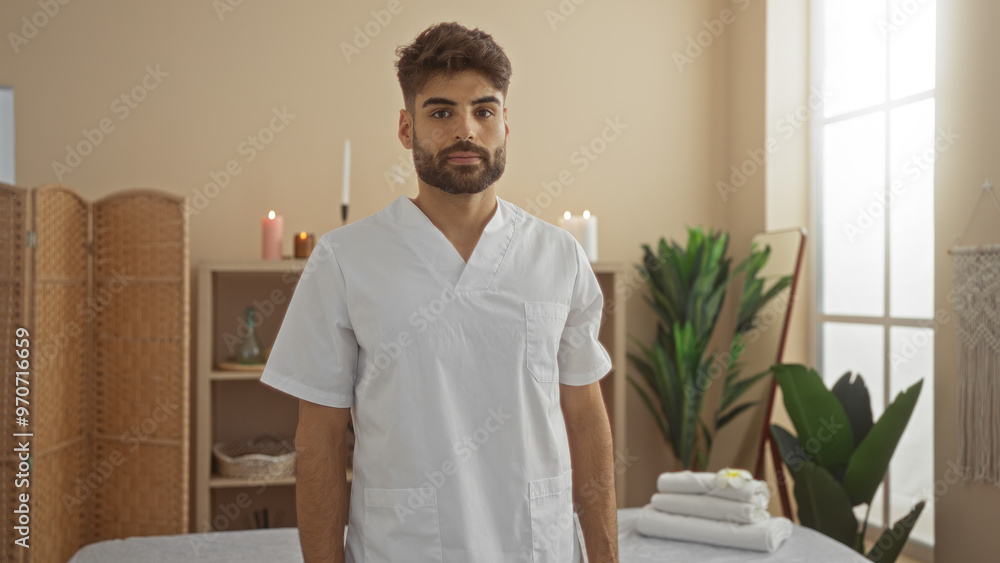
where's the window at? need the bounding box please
[811,0,936,549]
[0,87,13,184]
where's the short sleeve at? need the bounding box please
[260,236,358,407]
[557,240,613,385]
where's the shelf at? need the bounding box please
[211,369,264,381]
[202,259,309,273]
[209,467,353,489]
[211,475,296,488]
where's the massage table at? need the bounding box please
[67,507,869,562]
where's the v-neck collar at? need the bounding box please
[385,194,518,293]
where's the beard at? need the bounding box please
[411,130,506,195]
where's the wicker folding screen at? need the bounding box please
[0,184,189,563]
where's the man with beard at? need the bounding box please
[261,22,618,563]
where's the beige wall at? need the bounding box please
[0,0,728,261]
[934,0,1000,560]
[701,0,767,471]
[0,0,735,511]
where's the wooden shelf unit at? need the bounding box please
[195,259,345,532]
[194,259,628,532]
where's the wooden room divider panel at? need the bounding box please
[31,186,91,563]
[0,183,189,563]
[90,190,190,542]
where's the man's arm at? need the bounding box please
[561,381,619,562]
[295,399,352,563]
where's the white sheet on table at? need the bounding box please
[67,508,872,563]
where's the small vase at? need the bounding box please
[236,306,263,364]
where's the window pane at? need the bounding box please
[888,327,934,545]
[888,0,937,99]
[822,113,886,316]
[0,87,13,185]
[822,0,886,118]
[889,99,935,318]
[822,323,885,419]
[823,322,886,528]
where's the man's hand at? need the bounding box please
[561,381,619,562]
[295,399,352,563]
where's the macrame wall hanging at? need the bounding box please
[951,180,1000,487]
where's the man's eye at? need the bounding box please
[432,109,450,118]
[477,109,494,117]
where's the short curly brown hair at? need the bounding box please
[394,22,512,114]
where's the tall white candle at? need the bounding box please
[557,210,599,262]
[341,139,351,206]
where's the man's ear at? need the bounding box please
[398,109,413,149]
[503,106,509,143]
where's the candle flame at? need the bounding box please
[299,231,307,239]
[583,209,591,219]
[563,211,571,220]
[268,210,276,220]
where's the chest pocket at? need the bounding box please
[524,302,570,384]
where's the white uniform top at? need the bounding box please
[261,194,612,563]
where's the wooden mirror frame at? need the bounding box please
[749,227,807,519]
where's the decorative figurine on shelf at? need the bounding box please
[236,306,264,365]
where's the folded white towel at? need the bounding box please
[650,492,768,524]
[655,470,769,507]
[635,504,793,553]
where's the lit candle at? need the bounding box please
[557,210,599,262]
[262,210,283,260]
[294,231,315,258]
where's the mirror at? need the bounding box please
[708,227,806,514]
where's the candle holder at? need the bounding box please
[294,231,315,258]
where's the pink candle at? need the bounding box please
[262,210,283,259]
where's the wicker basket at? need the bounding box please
[213,435,296,480]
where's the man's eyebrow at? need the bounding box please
[421,95,502,108]
[422,97,456,108]
[471,95,501,106]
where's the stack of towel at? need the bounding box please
[634,468,793,553]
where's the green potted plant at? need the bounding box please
[627,227,792,470]
[769,363,924,562]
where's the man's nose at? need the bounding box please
[453,114,475,141]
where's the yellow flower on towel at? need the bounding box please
[715,467,753,489]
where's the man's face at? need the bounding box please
[400,71,509,195]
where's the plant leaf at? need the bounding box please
[626,376,671,450]
[770,424,806,477]
[716,401,758,429]
[792,460,859,548]
[831,371,874,447]
[865,501,925,563]
[842,380,923,506]
[773,364,855,478]
[719,368,770,414]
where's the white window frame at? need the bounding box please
[0,87,13,185]
[808,0,936,555]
